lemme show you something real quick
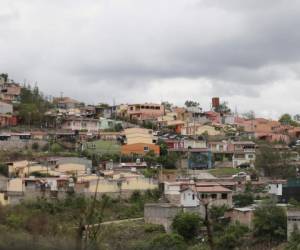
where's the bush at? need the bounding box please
[253,199,287,243]
[144,224,165,233]
[233,193,254,207]
[172,212,202,241]
[149,233,186,250]
[50,143,63,153]
[215,223,248,250]
[31,142,39,151]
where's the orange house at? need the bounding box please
[121,143,160,156]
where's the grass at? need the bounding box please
[209,167,242,177]
[84,140,121,154]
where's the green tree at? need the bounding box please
[233,193,254,208]
[256,145,297,178]
[253,199,287,243]
[214,102,231,114]
[279,113,297,126]
[172,212,202,241]
[215,223,248,250]
[242,110,255,120]
[185,100,200,107]
[285,226,300,250]
[0,164,8,177]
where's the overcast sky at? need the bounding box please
[1,0,300,118]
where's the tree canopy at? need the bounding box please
[253,199,287,243]
[172,212,202,241]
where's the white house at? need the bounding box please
[268,180,286,196]
[180,187,200,207]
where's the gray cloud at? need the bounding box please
[1,0,300,117]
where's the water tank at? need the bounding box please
[212,97,220,108]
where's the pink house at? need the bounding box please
[204,111,221,124]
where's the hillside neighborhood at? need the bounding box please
[0,73,300,249]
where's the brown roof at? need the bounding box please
[195,186,231,193]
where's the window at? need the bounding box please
[192,194,195,200]
[201,194,208,199]
[248,154,254,159]
[144,146,149,152]
[211,194,217,199]
[221,193,228,199]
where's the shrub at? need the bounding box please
[172,212,202,241]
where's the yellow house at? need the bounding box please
[124,128,157,145]
[87,176,158,194]
[181,124,221,136]
[56,163,86,175]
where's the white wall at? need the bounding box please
[268,183,283,196]
[180,189,200,207]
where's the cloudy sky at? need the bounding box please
[1,0,300,118]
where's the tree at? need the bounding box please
[233,193,254,208]
[0,73,8,82]
[253,199,287,243]
[242,110,255,120]
[285,226,300,250]
[161,101,173,111]
[214,102,231,114]
[256,145,297,179]
[172,212,202,241]
[279,113,292,125]
[0,164,8,177]
[158,152,179,169]
[185,100,200,107]
[215,223,248,250]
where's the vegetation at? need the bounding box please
[256,144,297,178]
[285,227,300,250]
[172,212,202,241]
[253,199,287,243]
[233,193,254,207]
[279,113,299,126]
[208,167,241,177]
[185,100,200,108]
[15,84,53,127]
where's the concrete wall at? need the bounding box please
[0,140,47,151]
[144,203,203,232]
[287,209,300,240]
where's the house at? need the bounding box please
[232,141,256,167]
[169,148,212,169]
[0,83,21,103]
[181,124,222,137]
[126,103,164,121]
[287,208,300,240]
[0,101,13,114]
[268,180,287,197]
[99,117,123,131]
[53,97,81,109]
[121,128,160,156]
[227,207,255,229]
[0,114,17,127]
[204,111,221,124]
[61,118,100,132]
[180,183,233,208]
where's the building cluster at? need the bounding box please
[0,75,21,127]
[0,157,157,205]
[2,80,300,242]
